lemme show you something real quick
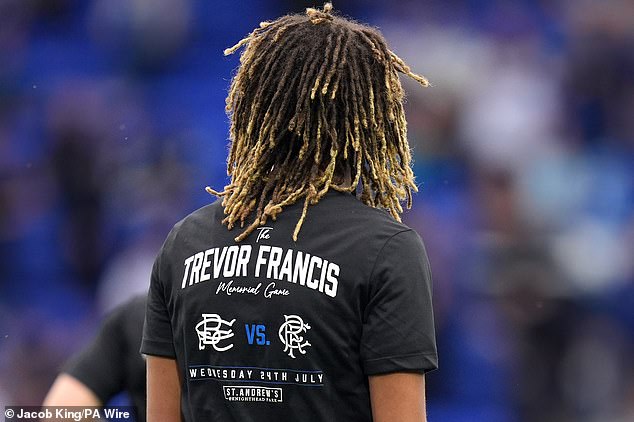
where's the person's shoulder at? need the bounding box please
[105,295,147,327]
[299,191,417,251]
[100,295,147,347]
[164,200,223,242]
[316,191,414,233]
[122,294,147,311]
[175,200,222,229]
[124,295,147,323]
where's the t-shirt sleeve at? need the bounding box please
[140,234,177,359]
[63,303,128,402]
[361,229,438,375]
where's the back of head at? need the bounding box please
[208,2,429,241]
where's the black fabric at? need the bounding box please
[141,191,437,422]
[64,296,146,422]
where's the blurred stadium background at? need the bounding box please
[1,0,633,421]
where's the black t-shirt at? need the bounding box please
[142,191,437,421]
[65,296,146,422]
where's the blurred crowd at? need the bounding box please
[1,1,632,421]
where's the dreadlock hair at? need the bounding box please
[207,2,430,242]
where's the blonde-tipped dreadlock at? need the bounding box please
[208,2,429,242]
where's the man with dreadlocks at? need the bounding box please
[142,3,437,421]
